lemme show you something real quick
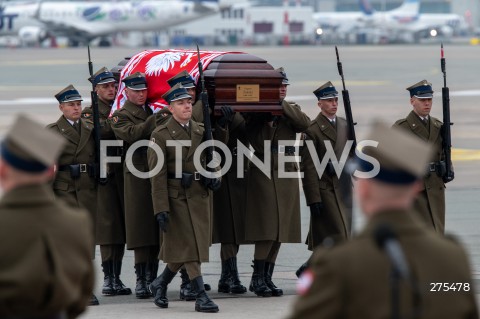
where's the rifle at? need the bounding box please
[440,43,454,183]
[335,46,356,156]
[196,44,217,182]
[87,46,103,183]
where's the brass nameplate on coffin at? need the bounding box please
[236,84,260,102]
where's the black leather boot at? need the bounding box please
[150,266,177,308]
[113,261,132,295]
[227,257,247,294]
[264,262,283,296]
[179,268,196,301]
[218,260,231,293]
[134,263,150,299]
[146,261,159,297]
[101,260,115,296]
[191,276,219,313]
[249,260,272,297]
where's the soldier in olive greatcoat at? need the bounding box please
[299,82,352,265]
[288,121,477,319]
[111,72,159,298]
[0,115,94,318]
[148,83,222,313]
[393,80,450,233]
[47,84,99,305]
[82,67,131,296]
[244,67,310,297]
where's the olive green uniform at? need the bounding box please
[148,118,212,263]
[111,100,158,250]
[288,210,478,319]
[212,113,250,246]
[244,100,310,244]
[83,100,126,247]
[0,184,94,319]
[47,116,97,236]
[301,114,351,249]
[394,111,446,233]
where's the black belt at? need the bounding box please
[167,172,201,180]
[58,164,91,173]
[271,145,296,154]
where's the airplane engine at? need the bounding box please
[18,26,48,46]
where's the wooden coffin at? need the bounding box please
[203,53,283,115]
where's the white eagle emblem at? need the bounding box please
[145,52,183,76]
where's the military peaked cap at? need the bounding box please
[90,67,116,86]
[55,84,83,103]
[406,80,434,98]
[313,81,338,100]
[162,83,192,104]
[167,70,196,88]
[355,120,432,184]
[1,114,65,172]
[275,67,290,85]
[122,72,147,90]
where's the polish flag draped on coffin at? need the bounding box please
[111,49,236,115]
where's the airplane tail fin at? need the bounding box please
[358,0,375,16]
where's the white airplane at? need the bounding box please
[314,0,467,43]
[0,0,221,46]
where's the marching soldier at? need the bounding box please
[82,67,131,296]
[393,80,447,233]
[301,82,351,249]
[288,121,478,319]
[47,84,99,305]
[148,83,220,313]
[0,114,94,318]
[244,67,310,297]
[111,72,159,299]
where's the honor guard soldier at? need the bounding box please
[148,83,220,313]
[244,67,310,297]
[393,80,448,233]
[82,67,131,296]
[299,82,351,259]
[161,70,226,300]
[111,72,159,299]
[47,84,99,305]
[288,121,478,319]
[0,115,94,318]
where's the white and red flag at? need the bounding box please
[111,49,240,115]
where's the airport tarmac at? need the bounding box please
[1,44,480,318]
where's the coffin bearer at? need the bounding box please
[288,121,477,319]
[47,84,99,305]
[244,67,310,297]
[82,67,131,296]
[213,109,249,295]
[148,83,219,313]
[393,80,448,233]
[300,81,351,251]
[0,114,94,318]
[111,72,159,298]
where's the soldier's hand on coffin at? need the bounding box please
[309,202,324,217]
[217,105,234,127]
[156,211,169,233]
